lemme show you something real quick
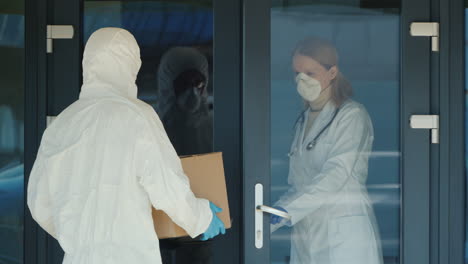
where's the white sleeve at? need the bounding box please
[27,150,57,239]
[135,115,212,238]
[276,109,373,225]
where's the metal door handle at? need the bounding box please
[254,184,292,249]
[256,205,291,220]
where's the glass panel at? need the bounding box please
[270,1,400,264]
[0,2,25,264]
[465,6,468,264]
[84,0,213,156]
[84,1,213,263]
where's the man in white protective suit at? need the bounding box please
[27,27,224,264]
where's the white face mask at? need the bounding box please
[295,72,322,102]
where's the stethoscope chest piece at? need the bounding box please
[306,140,316,151]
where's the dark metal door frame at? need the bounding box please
[437,0,465,263]
[401,0,432,263]
[242,0,270,262]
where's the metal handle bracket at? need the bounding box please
[256,205,291,220]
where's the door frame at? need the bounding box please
[437,0,466,263]
[24,0,48,262]
[242,0,270,262]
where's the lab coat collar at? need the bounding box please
[301,100,337,149]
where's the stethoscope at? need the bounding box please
[289,107,341,156]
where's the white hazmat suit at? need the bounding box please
[274,100,383,264]
[27,28,212,264]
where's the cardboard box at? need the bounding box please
[152,152,231,239]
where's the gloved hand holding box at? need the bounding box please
[152,152,231,239]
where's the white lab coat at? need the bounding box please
[27,28,212,264]
[275,100,383,264]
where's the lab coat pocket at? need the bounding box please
[328,215,374,264]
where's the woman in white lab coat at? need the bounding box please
[272,37,383,264]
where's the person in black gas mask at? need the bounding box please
[156,47,214,264]
[156,47,213,157]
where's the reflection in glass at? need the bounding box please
[84,1,213,263]
[156,47,213,155]
[270,2,400,264]
[465,7,468,264]
[0,4,25,264]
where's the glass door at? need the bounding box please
[26,0,242,264]
[243,0,433,263]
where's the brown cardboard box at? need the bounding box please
[152,152,231,239]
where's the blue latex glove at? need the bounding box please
[270,206,288,225]
[201,202,226,241]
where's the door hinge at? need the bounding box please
[47,25,74,54]
[410,22,439,52]
[410,115,439,144]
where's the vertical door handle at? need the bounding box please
[255,183,264,249]
[254,184,292,249]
